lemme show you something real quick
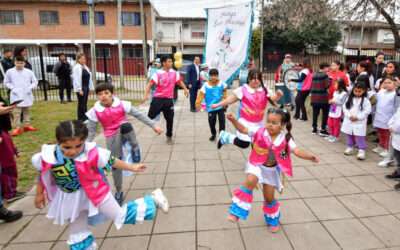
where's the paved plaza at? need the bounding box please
[1,95,400,250]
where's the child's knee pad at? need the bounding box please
[120,123,134,134]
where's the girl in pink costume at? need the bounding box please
[212,69,282,149]
[32,120,169,250]
[226,108,318,232]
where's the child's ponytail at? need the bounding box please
[56,120,89,143]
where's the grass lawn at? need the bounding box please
[13,99,140,192]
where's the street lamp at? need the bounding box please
[87,0,97,84]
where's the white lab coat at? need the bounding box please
[341,96,371,136]
[373,90,396,129]
[388,107,400,151]
[4,67,38,107]
[72,63,94,93]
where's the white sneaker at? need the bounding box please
[344,147,354,155]
[377,158,395,168]
[151,189,169,213]
[379,150,389,158]
[324,135,332,141]
[357,150,366,160]
[328,137,337,143]
[372,146,383,154]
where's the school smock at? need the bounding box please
[329,91,348,118]
[388,107,400,151]
[373,89,396,129]
[4,67,38,107]
[341,97,371,136]
[31,142,116,225]
[233,84,269,142]
[72,64,94,93]
[199,81,227,112]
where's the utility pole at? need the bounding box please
[88,0,97,85]
[140,0,148,76]
[358,0,368,61]
[117,0,124,89]
[259,0,264,72]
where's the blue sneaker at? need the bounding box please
[132,147,141,163]
[115,191,124,205]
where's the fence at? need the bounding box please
[0,44,148,102]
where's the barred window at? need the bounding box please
[122,12,140,26]
[39,11,59,25]
[0,10,24,25]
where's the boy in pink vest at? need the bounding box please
[225,108,318,233]
[33,120,168,250]
[144,55,189,144]
[86,83,162,205]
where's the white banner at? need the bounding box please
[204,2,254,85]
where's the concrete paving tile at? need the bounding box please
[361,215,400,247]
[101,235,149,250]
[167,160,195,173]
[196,160,223,172]
[144,152,171,162]
[338,194,390,217]
[130,174,165,190]
[0,216,33,245]
[164,173,195,188]
[148,232,195,250]
[369,191,400,214]
[196,172,227,186]
[304,197,353,220]
[284,222,340,250]
[323,218,385,250]
[198,229,245,250]
[241,227,292,250]
[280,199,317,224]
[319,177,362,195]
[290,167,314,181]
[153,206,195,233]
[291,180,331,198]
[171,151,195,161]
[196,186,231,205]
[197,205,237,231]
[4,242,53,250]
[331,163,368,176]
[347,176,391,193]
[162,187,196,207]
[225,171,245,185]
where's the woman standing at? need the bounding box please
[13,46,32,70]
[375,61,400,90]
[328,60,349,99]
[72,53,94,121]
[293,58,313,121]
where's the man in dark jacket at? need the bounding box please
[187,56,201,112]
[53,53,72,103]
[1,50,14,73]
[311,62,331,136]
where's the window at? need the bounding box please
[122,12,140,26]
[0,10,24,25]
[123,48,143,58]
[80,11,105,26]
[39,11,59,25]
[161,22,175,39]
[191,24,205,39]
[95,48,111,58]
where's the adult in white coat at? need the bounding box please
[72,53,94,121]
[4,56,38,136]
[342,82,371,160]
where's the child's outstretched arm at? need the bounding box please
[226,113,248,134]
[128,106,163,134]
[86,120,98,142]
[211,95,238,109]
[293,148,319,163]
[112,158,147,173]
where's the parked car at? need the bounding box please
[29,56,112,90]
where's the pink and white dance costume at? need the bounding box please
[32,142,167,250]
[86,97,156,200]
[219,84,268,148]
[229,127,296,227]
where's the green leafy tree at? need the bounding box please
[250,28,261,59]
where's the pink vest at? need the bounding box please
[239,86,268,123]
[153,70,178,99]
[249,127,293,177]
[40,147,110,207]
[95,103,127,138]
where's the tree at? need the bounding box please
[262,0,342,53]
[332,0,400,50]
[250,28,261,59]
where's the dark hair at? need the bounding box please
[358,60,372,75]
[56,120,88,143]
[58,53,65,57]
[302,58,312,71]
[384,61,400,77]
[209,68,219,76]
[345,82,368,111]
[3,49,12,54]
[95,83,114,94]
[14,56,25,62]
[267,108,292,154]
[336,78,347,93]
[319,62,330,70]
[13,46,26,57]
[161,55,172,64]
[332,60,344,71]
[247,69,276,106]
[376,51,385,58]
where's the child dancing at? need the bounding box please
[32,120,168,250]
[327,78,348,142]
[86,83,162,205]
[226,109,318,232]
[195,68,227,141]
[212,69,282,149]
